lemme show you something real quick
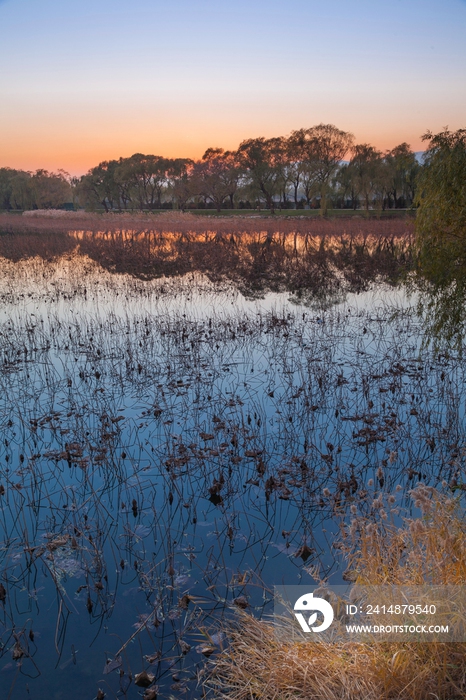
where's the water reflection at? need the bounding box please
[0,216,414,302]
[414,276,466,354]
[0,233,465,700]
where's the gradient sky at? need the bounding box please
[1,0,465,175]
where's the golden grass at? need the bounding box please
[344,484,466,587]
[206,486,466,700]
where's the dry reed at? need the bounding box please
[1,210,414,239]
[206,486,466,700]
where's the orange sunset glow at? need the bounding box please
[1,0,465,175]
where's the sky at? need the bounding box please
[0,0,465,176]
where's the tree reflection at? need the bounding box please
[0,213,414,306]
[415,274,466,353]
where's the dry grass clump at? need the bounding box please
[206,486,466,700]
[345,483,466,587]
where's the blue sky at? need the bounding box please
[0,0,465,174]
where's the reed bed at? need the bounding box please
[1,210,414,239]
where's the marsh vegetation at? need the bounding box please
[0,212,465,699]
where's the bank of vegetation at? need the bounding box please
[0,123,421,215]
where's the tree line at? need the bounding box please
[0,168,71,212]
[0,123,423,215]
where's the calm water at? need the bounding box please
[0,250,465,699]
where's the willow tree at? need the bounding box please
[415,128,466,284]
[77,160,121,212]
[31,169,71,209]
[413,128,466,351]
[236,137,286,213]
[116,154,168,209]
[290,124,354,215]
[346,143,384,211]
[191,148,240,211]
[385,142,419,208]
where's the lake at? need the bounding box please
[0,218,464,699]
